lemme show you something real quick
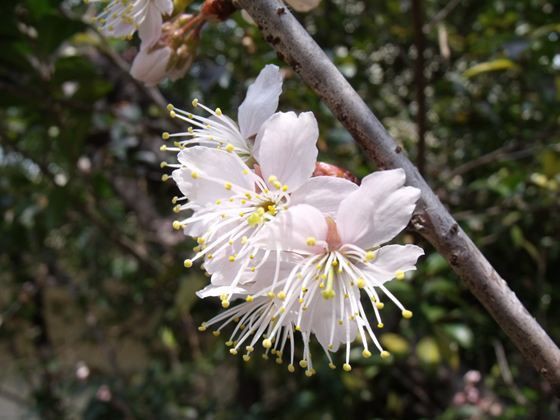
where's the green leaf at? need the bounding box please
[463,59,518,78]
[416,337,441,365]
[380,333,410,355]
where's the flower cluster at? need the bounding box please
[86,0,322,86]
[162,65,423,374]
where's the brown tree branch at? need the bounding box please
[237,0,560,395]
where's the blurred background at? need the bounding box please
[1,0,559,418]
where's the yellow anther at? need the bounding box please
[376,302,385,310]
[281,185,288,192]
[169,110,176,118]
[402,310,413,319]
[221,299,230,309]
[173,205,181,213]
[183,259,193,268]
[380,351,391,359]
[225,341,233,347]
[250,267,256,272]
[267,291,275,299]
[267,205,277,215]
[192,98,199,107]
[229,348,238,355]
[228,255,236,262]
[225,143,235,153]
[305,370,314,377]
[365,251,377,262]
[247,212,263,226]
[215,107,222,116]
[242,169,249,175]
[245,192,252,199]
[224,182,232,190]
[191,171,199,179]
[245,295,254,302]
[241,236,248,244]
[172,196,178,204]
[166,104,174,111]
[267,175,277,183]
[162,132,170,140]
[287,364,295,373]
[295,325,301,331]
[306,237,317,246]
[172,221,182,230]
[273,180,282,189]
[160,145,167,151]
[160,161,168,168]
[277,291,286,300]
[299,360,308,368]
[377,322,384,328]
[356,278,366,288]
[242,354,251,362]
[342,363,352,372]
[215,199,221,205]
[197,237,205,244]
[331,259,338,267]
[395,271,405,281]
[161,174,169,181]
[245,345,254,352]
[362,349,372,358]
[197,323,207,332]
[328,363,336,370]
[321,290,335,299]
[275,358,283,365]
[262,338,272,349]
[212,330,220,337]
[187,126,193,133]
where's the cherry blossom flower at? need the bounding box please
[130,45,191,86]
[236,168,423,372]
[196,169,423,375]
[165,111,357,310]
[89,0,172,46]
[162,64,283,161]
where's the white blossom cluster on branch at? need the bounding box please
[86,0,322,85]
[160,65,424,374]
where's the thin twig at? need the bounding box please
[238,0,560,396]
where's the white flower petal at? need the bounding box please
[361,244,424,285]
[154,0,173,15]
[336,168,420,248]
[237,64,283,139]
[173,146,254,205]
[196,284,247,299]
[138,3,163,46]
[254,204,328,253]
[253,111,318,191]
[130,46,171,86]
[286,0,321,12]
[290,176,358,216]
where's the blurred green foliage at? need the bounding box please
[1,0,559,418]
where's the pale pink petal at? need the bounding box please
[254,204,328,254]
[196,284,247,299]
[154,0,173,15]
[336,169,420,248]
[253,111,318,191]
[138,4,163,46]
[173,146,254,205]
[130,46,171,86]
[237,64,283,139]
[286,0,321,12]
[361,244,424,285]
[290,176,358,216]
